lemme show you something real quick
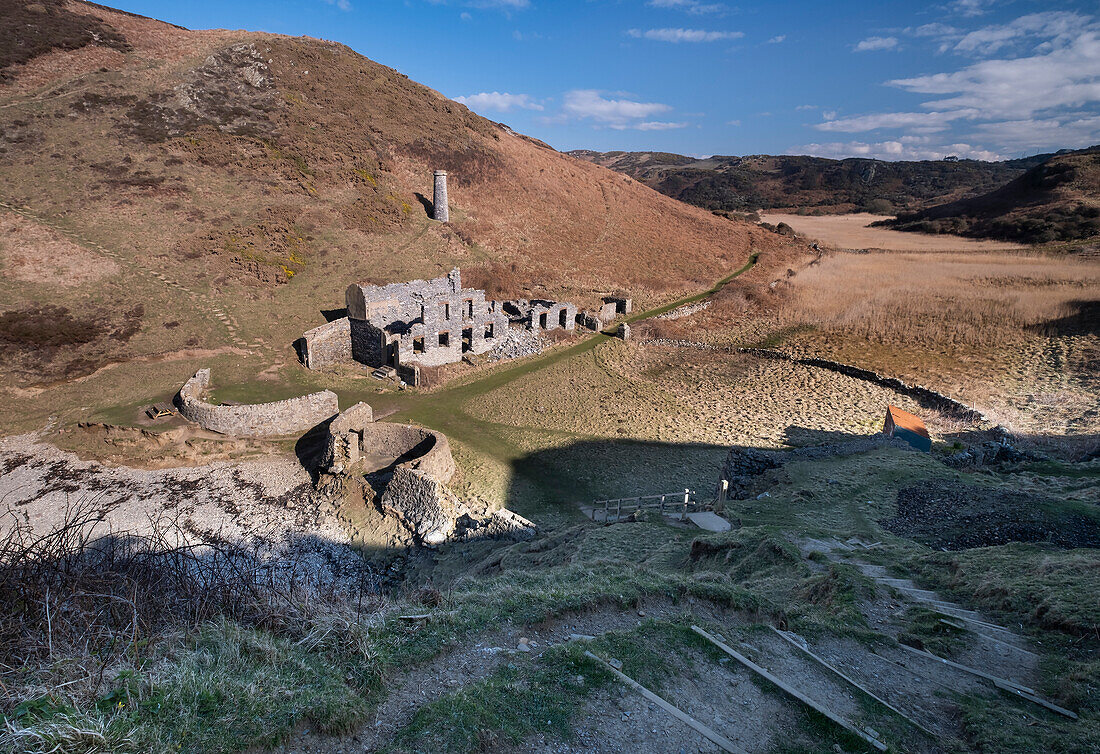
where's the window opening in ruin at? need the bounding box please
[485,323,495,340]
[464,299,474,318]
[559,308,569,327]
[539,312,548,329]
[617,301,627,314]
[443,302,451,320]
[438,331,450,347]
[413,336,425,354]
[462,327,473,353]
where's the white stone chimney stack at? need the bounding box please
[432,170,449,222]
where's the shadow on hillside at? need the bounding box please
[505,437,732,524]
[413,192,433,217]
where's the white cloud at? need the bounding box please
[460,11,471,20]
[912,23,959,38]
[767,35,786,44]
[952,11,1089,55]
[821,110,837,121]
[647,0,726,14]
[972,114,1100,151]
[817,109,979,134]
[726,119,741,126]
[854,36,899,52]
[627,27,743,43]
[454,91,544,112]
[889,30,1100,120]
[616,121,690,131]
[814,13,1100,159]
[791,139,1005,161]
[563,90,673,124]
[795,104,818,111]
[948,0,995,19]
[321,0,352,11]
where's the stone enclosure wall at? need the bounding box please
[176,369,339,438]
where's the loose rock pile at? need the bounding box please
[486,327,545,362]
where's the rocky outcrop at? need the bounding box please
[720,434,909,500]
[380,466,535,547]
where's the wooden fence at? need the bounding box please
[580,489,701,522]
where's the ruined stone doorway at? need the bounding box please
[462,328,473,353]
[539,312,548,329]
[559,309,568,328]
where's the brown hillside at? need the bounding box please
[881,146,1100,244]
[0,0,788,385]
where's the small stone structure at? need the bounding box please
[617,322,631,341]
[600,296,632,321]
[319,402,531,546]
[577,311,604,331]
[300,268,579,379]
[433,170,449,222]
[300,317,350,370]
[323,402,455,481]
[175,368,339,437]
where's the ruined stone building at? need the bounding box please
[346,268,509,369]
[300,268,579,383]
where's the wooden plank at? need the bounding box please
[771,628,938,739]
[583,651,746,754]
[897,644,1076,719]
[897,643,1037,694]
[692,626,887,752]
[993,680,1079,720]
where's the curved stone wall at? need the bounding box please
[175,368,339,438]
[361,422,456,483]
[322,401,456,483]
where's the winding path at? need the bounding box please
[0,198,251,350]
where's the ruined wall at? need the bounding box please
[301,317,351,370]
[175,369,339,437]
[526,301,577,332]
[349,318,387,368]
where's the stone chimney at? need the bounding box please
[432,170,449,222]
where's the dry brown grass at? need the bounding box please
[775,251,1099,350]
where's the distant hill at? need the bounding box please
[879,147,1100,244]
[569,150,1055,214]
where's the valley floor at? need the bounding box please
[2,240,1098,754]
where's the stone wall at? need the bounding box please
[175,369,339,438]
[349,318,387,367]
[526,300,577,332]
[577,311,604,331]
[301,317,351,370]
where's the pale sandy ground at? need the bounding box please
[0,433,359,578]
[760,213,1026,252]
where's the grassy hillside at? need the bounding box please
[569,149,1052,214]
[0,0,777,393]
[880,146,1100,244]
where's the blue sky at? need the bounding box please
[116,0,1099,161]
